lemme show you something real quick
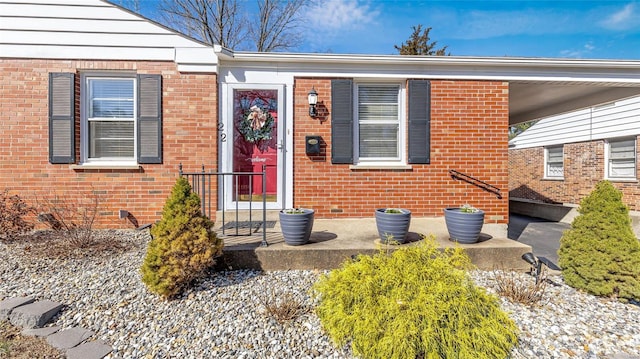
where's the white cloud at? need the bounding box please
[559,42,596,59]
[599,3,640,30]
[306,0,378,31]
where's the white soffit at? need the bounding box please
[215,48,640,125]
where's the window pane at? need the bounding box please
[547,147,563,162]
[610,140,635,159]
[610,159,635,177]
[89,79,134,118]
[547,164,564,177]
[89,121,134,158]
[359,124,398,157]
[358,86,398,122]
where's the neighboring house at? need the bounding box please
[2,1,640,238]
[509,95,640,211]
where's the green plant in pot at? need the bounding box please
[279,208,314,245]
[375,208,411,244]
[443,204,485,244]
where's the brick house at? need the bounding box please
[2,0,640,238]
[509,95,640,211]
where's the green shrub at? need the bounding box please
[141,177,223,299]
[312,237,518,359]
[558,180,640,302]
[0,189,34,241]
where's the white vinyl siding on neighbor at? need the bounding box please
[545,146,564,179]
[509,95,640,150]
[355,84,403,163]
[606,138,636,180]
[84,77,136,163]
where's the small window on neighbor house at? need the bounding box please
[545,146,564,178]
[607,138,636,179]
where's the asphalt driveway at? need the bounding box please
[508,214,570,268]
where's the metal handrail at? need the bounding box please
[179,164,268,247]
[449,169,502,199]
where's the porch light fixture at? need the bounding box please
[308,87,318,117]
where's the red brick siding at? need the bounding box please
[293,78,509,224]
[0,59,218,228]
[509,137,640,210]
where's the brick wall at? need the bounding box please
[0,59,218,228]
[509,137,640,210]
[293,78,510,224]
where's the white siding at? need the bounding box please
[0,0,217,70]
[510,95,640,149]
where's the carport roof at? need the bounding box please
[215,47,640,125]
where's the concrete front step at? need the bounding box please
[217,217,532,271]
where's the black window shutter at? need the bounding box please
[137,74,162,164]
[48,73,75,164]
[331,79,354,164]
[408,80,431,164]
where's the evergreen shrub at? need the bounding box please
[312,237,518,359]
[558,180,640,302]
[141,177,223,299]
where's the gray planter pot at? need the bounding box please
[443,207,485,244]
[375,208,411,244]
[279,209,314,246]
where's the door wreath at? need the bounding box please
[238,105,274,143]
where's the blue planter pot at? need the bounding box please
[375,208,411,244]
[279,209,314,246]
[443,208,485,244]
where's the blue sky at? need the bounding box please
[135,0,640,59]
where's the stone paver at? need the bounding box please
[22,326,60,337]
[8,300,63,329]
[0,296,34,320]
[66,340,113,359]
[46,327,94,349]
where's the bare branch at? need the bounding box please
[249,0,308,52]
[159,0,247,49]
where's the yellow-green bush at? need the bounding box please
[312,237,518,359]
[141,177,223,299]
[558,180,640,302]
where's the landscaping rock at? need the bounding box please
[22,326,60,337]
[66,340,113,359]
[46,327,94,349]
[9,300,63,329]
[0,296,34,320]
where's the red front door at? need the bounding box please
[232,88,279,203]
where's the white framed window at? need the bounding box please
[545,146,564,179]
[81,75,136,164]
[606,138,637,180]
[354,83,405,164]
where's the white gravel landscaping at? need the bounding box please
[1,230,638,359]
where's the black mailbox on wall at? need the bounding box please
[305,135,321,155]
